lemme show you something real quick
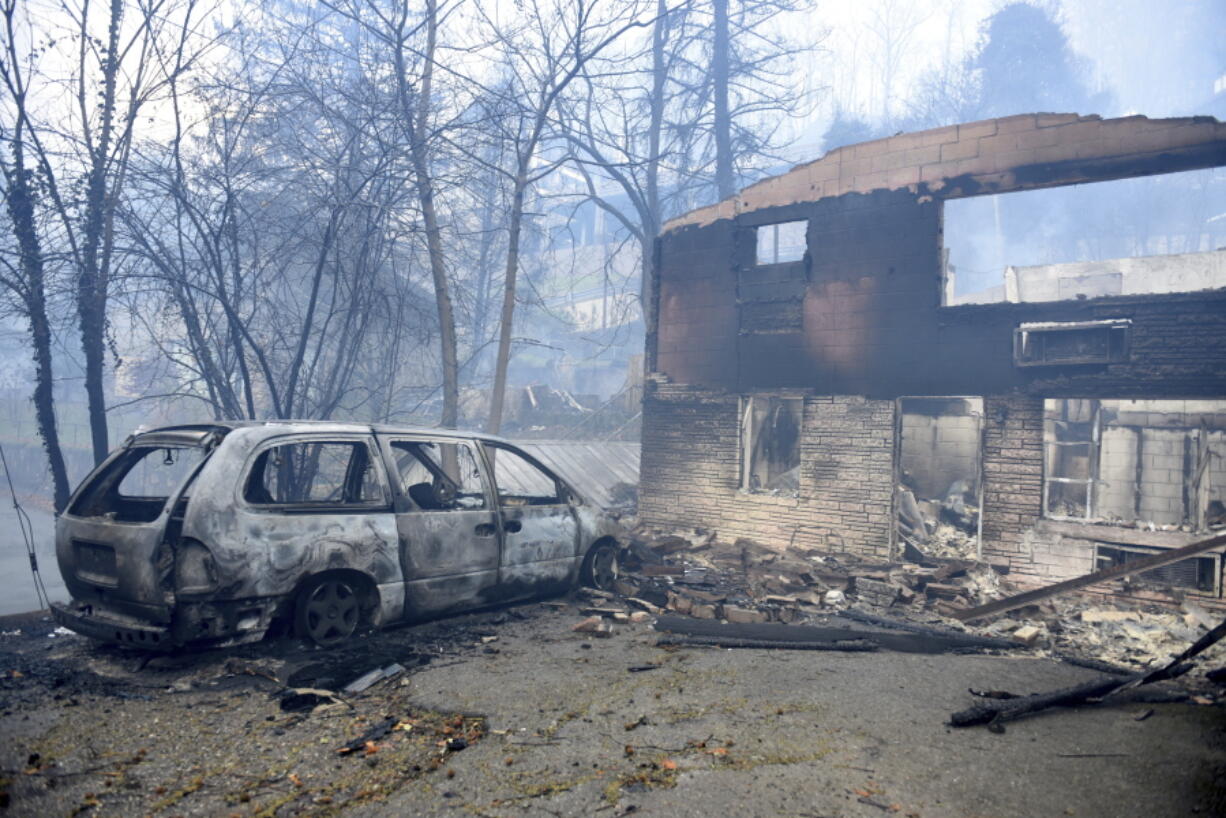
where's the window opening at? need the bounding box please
[895,397,984,560]
[390,441,486,511]
[943,167,1226,305]
[244,440,385,507]
[1095,544,1220,595]
[755,220,807,265]
[70,445,206,523]
[1043,399,1226,530]
[740,396,802,494]
[488,445,563,506]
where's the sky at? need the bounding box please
[781,0,1225,159]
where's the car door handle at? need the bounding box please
[474,523,496,537]
[504,520,522,534]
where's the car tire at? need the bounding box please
[294,576,362,648]
[581,541,620,592]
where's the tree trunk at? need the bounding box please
[3,149,71,512]
[284,211,339,418]
[486,178,526,436]
[640,0,667,338]
[76,0,125,464]
[711,0,734,200]
[411,0,459,430]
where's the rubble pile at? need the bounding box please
[615,525,1011,627]
[612,526,1226,682]
[896,481,981,562]
[976,597,1226,673]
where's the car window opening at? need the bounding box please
[244,441,385,507]
[70,446,206,523]
[391,441,487,511]
[488,445,563,506]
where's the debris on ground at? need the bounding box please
[653,615,1015,655]
[953,530,1226,622]
[344,662,406,694]
[950,617,1226,729]
[278,687,348,712]
[610,524,1226,690]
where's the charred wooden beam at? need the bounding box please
[953,532,1226,622]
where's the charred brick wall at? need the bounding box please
[980,395,1045,575]
[644,112,1226,582]
[651,113,1226,401]
[639,383,894,558]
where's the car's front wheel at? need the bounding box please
[581,540,620,592]
[294,576,362,648]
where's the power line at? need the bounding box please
[0,442,50,611]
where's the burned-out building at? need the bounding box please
[640,113,1226,605]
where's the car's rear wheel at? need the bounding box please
[581,541,620,591]
[294,576,361,648]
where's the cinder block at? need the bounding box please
[940,139,979,163]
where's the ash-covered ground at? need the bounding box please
[2,597,1224,817]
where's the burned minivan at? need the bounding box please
[52,422,625,649]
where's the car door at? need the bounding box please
[481,442,580,596]
[378,436,501,616]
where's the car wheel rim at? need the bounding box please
[592,547,618,590]
[304,581,358,646]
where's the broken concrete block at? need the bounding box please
[1012,625,1042,645]
[1080,610,1139,624]
[851,576,898,607]
[686,589,725,604]
[823,589,846,606]
[774,606,801,624]
[690,603,718,619]
[721,606,768,624]
[572,616,605,633]
[924,582,967,601]
[626,597,663,615]
[613,579,640,597]
[628,611,651,624]
[667,592,693,614]
[933,598,969,617]
[794,591,823,607]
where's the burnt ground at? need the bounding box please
[1,601,1224,818]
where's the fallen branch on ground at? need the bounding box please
[951,616,1226,727]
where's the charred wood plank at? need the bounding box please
[949,663,1194,727]
[953,532,1226,622]
[952,617,1226,727]
[838,609,1016,650]
[653,615,1015,654]
[655,636,878,651]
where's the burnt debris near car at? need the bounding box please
[51,422,625,649]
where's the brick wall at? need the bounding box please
[639,383,895,558]
[980,395,1044,575]
[666,113,1226,231]
[977,394,1097,585]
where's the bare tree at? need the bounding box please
[558,0,821,347]
[0,0,218,464]
[119,10,437,423]
[468,0,656,435]
[688,0,819,200]
[864,0,933,130]
[0,0,70,510]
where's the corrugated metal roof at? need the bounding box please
[514,440,639,509]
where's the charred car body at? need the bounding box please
[51,422,624,649]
